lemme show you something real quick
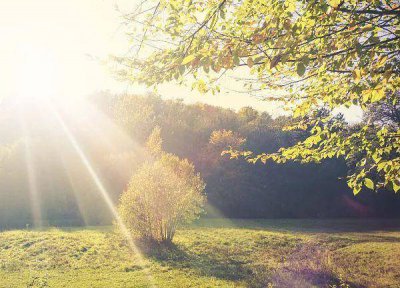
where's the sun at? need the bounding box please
[13,44,60,103]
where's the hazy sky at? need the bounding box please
[0,0,362,121]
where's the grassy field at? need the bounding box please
[0,219,399,288]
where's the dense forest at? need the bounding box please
[1,93,399,229]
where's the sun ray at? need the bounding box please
[17,105,42,228]
[58,97,147,156]
[61,157,90,226]
[48,103,157,287]
[54,97,236,232]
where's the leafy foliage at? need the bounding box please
[146,125,163,156]
[209,129,246,150]
[116,0,400,194]
[118,146,205,242]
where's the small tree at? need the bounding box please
[118,153,205,242]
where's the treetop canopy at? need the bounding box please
[114,0,400,194]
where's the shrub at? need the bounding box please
[118,153,206,242]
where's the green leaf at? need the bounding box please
[219,9,225,19]
[296,62,306,77]
[254,56,265,63]
[364,178,374,190]
[182,55,196,65]
[301,55,310,65]
[233,52,240,65]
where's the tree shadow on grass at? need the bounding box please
[269,241,368,288]
[135,240,366,288]
[271,268,367,288]
[136,240,253,282]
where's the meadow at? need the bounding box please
[1,219,399,288]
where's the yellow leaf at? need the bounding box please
[371,87,385,102]
[328,0,341,8]
[182,55,196,65]
[377,56,387,68]
[352,69,361,84]
[364,178,374,190]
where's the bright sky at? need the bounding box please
[0,0,362,121]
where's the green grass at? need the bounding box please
[0,219,399,287]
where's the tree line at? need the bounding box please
[1,92,398,229]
